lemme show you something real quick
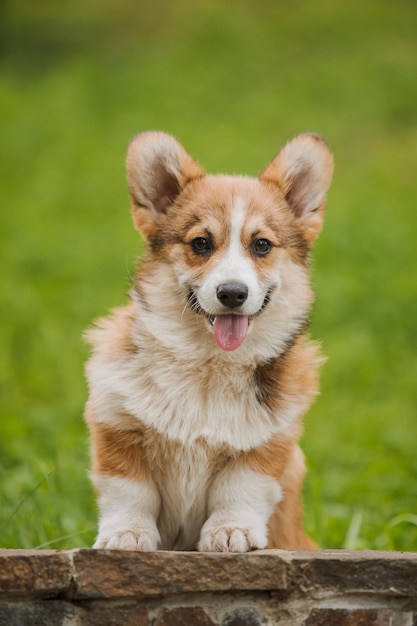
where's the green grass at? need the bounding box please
[1,0,417,551]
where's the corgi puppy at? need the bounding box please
[84,131,333,552]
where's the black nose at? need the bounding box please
[216,282,249,309]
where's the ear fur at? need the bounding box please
[259,133,334,244]
[126,132,204,237]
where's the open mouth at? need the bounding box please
[187,289,272,352]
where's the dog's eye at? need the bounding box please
[252,238,272,256]
[191,237,212,255]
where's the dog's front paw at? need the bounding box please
[94,527,159,551]
[198,524,267,553]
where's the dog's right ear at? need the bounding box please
[126,132,204,237]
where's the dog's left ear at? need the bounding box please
[126,132,204,237]
[259,133,334,244]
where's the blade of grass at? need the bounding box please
[344,509,363,550]
[386,514,417,529]
[34,526,96,549]
[0,469,55,532]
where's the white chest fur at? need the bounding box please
[88,339,300,452]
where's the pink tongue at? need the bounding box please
[213,315,249,351]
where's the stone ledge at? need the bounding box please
[1,549,417,625]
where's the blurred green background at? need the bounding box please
[1,0,416,550]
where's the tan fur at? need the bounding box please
[268,445,317,549]
[87,420,150,482]
[85,131,333,552]
[254,336,323,416]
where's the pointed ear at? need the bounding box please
[126,132,204,237]
[259,133,334,244]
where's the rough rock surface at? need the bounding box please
[0,549,417,625]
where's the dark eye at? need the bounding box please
[252,238,272,256]
[191,237,212,255]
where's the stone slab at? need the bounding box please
[1,547,417,625]
[0,550,72,597]
[72,549,288,598]
[290,550,417,597]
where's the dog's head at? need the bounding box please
[126,132,333,355]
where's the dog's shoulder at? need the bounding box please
[84,302,137,362]
[255,335,324,417]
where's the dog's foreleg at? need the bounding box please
[198,462,282,552]
[86,419,161,551]
[92,474,161,550]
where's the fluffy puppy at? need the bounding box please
[84,131,333,552]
